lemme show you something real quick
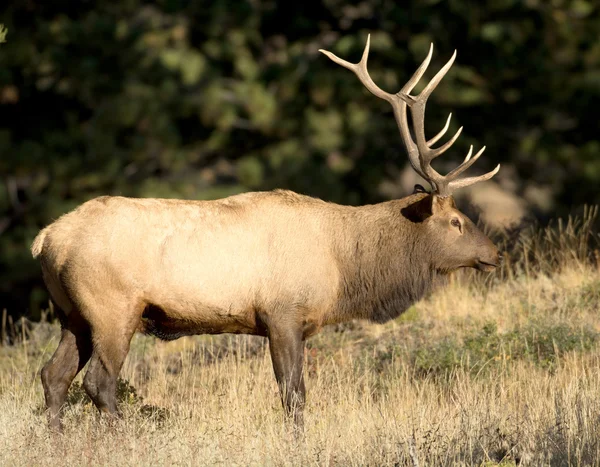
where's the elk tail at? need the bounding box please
[31,227,49,258]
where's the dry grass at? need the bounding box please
[2,210,600,466]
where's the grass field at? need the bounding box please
[2,210,600,466]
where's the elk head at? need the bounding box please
[320,36,502,273]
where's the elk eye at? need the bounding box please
[451,218,461,230]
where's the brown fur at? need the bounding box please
[32,189,500,431]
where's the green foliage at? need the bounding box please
[65,377,170,424]
[1,1,600,313]
[66,377,142,407]
[397,305,420,324]
[0,25,6,43]
[413,321,598,377]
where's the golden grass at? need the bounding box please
[2,213,600,466]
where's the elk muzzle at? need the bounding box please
[475,251,502,272]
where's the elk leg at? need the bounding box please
[41,311,92,431]
[268,325,305,431]
[83,335,135,415]
[82,304,140,416]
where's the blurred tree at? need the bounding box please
[0,1,599,316]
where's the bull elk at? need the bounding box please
[32,35,501,432]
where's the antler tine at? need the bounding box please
[400,43,434,96]
[447,164,501,192]
[445,146,486,179]
[429,126,463,159]
[463,145,474,163]
[428,113,452,146]
[319,35,396,104]
[418,50,456,101]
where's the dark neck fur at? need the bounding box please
[331,196,437,324]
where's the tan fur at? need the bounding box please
[32,189,500,430]
[31,226,47,258]
[32,189,501,336]
[33,192,342,334]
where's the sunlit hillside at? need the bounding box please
[1,210,599,466]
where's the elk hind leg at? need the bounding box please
[82,301,141,416]
[41,310,92,431]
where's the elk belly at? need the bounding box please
[139,303,264,340]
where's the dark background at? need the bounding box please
[1,0,599,318]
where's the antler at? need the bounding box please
[319,35,500,197]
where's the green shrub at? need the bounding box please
[413,321,598,378]
[66,377,142,407]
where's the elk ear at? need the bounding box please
[413,184,428,194]
[401,194,434,223]
[431,195,455,215]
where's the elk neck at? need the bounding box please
[329,194,438,324]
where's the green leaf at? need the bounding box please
[180,50,206,86]
[237,156,264,187]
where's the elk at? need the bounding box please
[32,35,501,432]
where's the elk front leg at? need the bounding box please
[268,325,305,431]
